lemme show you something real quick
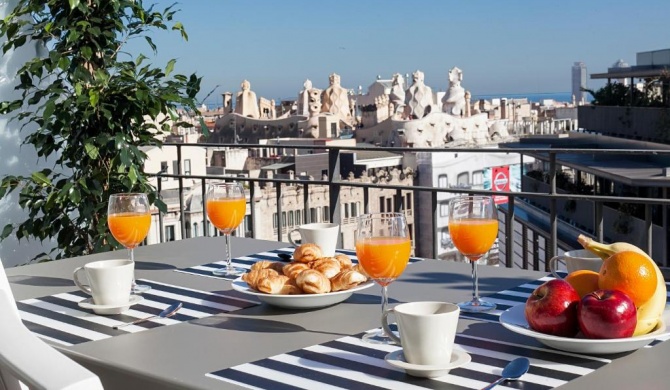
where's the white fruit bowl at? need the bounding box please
[500,304,670,354]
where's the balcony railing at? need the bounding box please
[154,142,670,270]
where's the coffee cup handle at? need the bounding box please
[73,267,92,295]
[288,229,301,246]
[380,308,402,345]
[549,255,566,279]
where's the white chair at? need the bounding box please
[0,258,104,390]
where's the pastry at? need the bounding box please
[333,253,353,270]
[330,269,368,292]
[310,257,341,279]
[257,274,291,294]
[296,269,331,294]
[242,268,279,290]
[250,260,285,273]
[293,243,323,263]
[352,264,370,279]
[278,278,303,295]
[282,262,310,279]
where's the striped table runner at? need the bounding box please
[18,279,258,346]
[176,247,425,280]
[208,325,610,390]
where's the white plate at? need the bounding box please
[384,349,471,378]
[500,304,670,354]
[78,295,144,315]
[231,278,375,309]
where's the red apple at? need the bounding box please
[578,289,637,339]
[525,279,581,337]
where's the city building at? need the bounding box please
[572,62,587,104]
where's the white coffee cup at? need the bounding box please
[549,249,603,279]
[381,301,460,366]
[288,222,340,256]
[73,259,134,306]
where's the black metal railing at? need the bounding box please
[154,142,670,270]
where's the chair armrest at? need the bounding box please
[0,291,103,390]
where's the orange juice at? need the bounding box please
[448,218,498,260]
[207,197,246,233]
[108,212,151,248]
[356,237,411,285]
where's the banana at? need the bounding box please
[577,234,667,336]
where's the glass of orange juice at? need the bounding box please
[206,182,247,277]
[448,195,498,313]
[356,212,411,344]
[108,193,152,293]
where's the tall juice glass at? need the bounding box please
[206,182,246,277]
[356,212,411,344]
[108,193,152,293]
[448,195,498,312]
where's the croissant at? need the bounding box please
[282,262,311,279]
[333,254,353,270]
[293,243,323,263]
[278,278,303,295]
[242,268,279,290]
[352,264,370,279]
[310,257,341,279]
[296,269,331,294]
[330,270,368,292]
[257,274,291,294]
[250,260,285,273]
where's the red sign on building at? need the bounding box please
[491,165,510,205]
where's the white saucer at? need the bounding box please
[78,295,144,315]
[384,349,471,378]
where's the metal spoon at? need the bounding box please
[481,357,530,389]
[113,302,183,329]
[277,253,292,262]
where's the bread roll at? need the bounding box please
[310,257,341,279]
[293,243,323,263]
[330,269,368,292]
[282,262,310,279]
[296,269,331,294]
[242,268,279,290]
[334,254,354,270]
[250,260,285,273]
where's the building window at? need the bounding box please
[282,212,287,228]
[185,223,190,238]
[438,174,448,188]
[288,211,294,226]
[184,159,192,175]
[472,170,483,186]
[160,161,168,181]
[352,202,359,217]
[440,201,449,217]
[193,223,198,237]
[273,213,278,228]
[172,160,179,176]
[457,172,469,186]
[440,228,450,248]
[323,206,329,222]
[386,198,393,212]
[296,210,302,224]
[344,203,350,218]
[405,193,412,210]
[379,196,385,212]
[165,225,175,242]
[310,208,317,223]
[244,215,252,237]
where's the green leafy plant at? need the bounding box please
[0,0,201,260]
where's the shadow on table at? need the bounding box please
[191,315,350,337]
[402,271,541,294]
[134,261,177,271]
[8,275,75,287]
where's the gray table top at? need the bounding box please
[6,236,670,390]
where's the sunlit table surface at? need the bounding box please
[6,236,670,390]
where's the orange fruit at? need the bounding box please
[565,270,600,298]
[598,250,657,307]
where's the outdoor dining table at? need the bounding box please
[5,236,670,389]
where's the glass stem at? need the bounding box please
[224,233,233,270]
[379,285,389,336]
[471,260,480,303]
[129,247,138,289]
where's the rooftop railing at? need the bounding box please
[155,142,670,270]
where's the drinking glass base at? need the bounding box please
[362,330,397,345]
[458,299,496,313]
[212,266,246,277]
[132,284,151,294]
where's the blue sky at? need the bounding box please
[127,0,670,105]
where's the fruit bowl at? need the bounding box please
[500,304,670,354]
[231,277,375,309]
